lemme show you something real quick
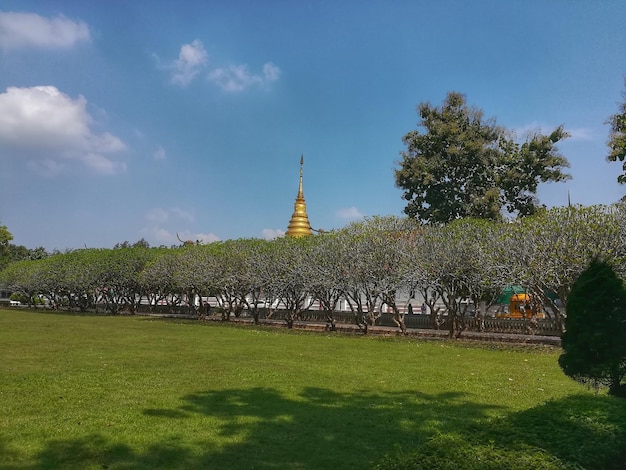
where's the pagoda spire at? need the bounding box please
[297,154,304,198]
[286,155,313,237]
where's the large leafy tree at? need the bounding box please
[559,259,626,396]
[607,82,626,184]
[395,91,570,223]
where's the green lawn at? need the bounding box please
[1,309,625,469]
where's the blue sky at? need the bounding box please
[1,1,625,251]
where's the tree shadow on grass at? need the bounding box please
[376,394,626,470]
[33,435,197,470]
[175,387,500,469]
[5,388,500,469]
[487,394,626,469]
[8,389,625,469]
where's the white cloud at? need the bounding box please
[336,207,365,220]
[154,146,166,161]
[0,11,90,50]
[262,228,285,240]
[150,227,177,244]
[83,153,127,175]
[171,40,208,86]
[0,86,126,175]
[208,61,281,92]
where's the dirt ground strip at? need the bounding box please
[254,318,562,346]
[139,313,561,347]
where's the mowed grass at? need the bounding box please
[1,309,625,469]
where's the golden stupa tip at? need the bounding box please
[286,155,313,237]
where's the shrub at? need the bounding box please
[559,259,626,396]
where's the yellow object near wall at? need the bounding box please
[497,293,546,319]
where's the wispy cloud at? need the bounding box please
[0,86,126,175]
[262,228,284,240]
[170,40,208,86]
[170,207,195,222]
[153,146,166,161]
[513,122,595,142]
[208,62,281,92]
[145,207,195,224]
[0,11,90,50]
[83,153,127,175]
[513,122,547,139]
[567,127,595,141]
[162,39,280,91]
[336,207,365,220]
[145,208,169,224]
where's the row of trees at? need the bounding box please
[2,205,625,337]
[1,220,173,274]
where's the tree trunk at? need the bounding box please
[325,311,336,331]
[390,305,407,335]
[454,315,467,339]
[354,312,368,334]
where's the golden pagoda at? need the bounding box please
[285,155,313,237]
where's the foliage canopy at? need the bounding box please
[395,92,571,224]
